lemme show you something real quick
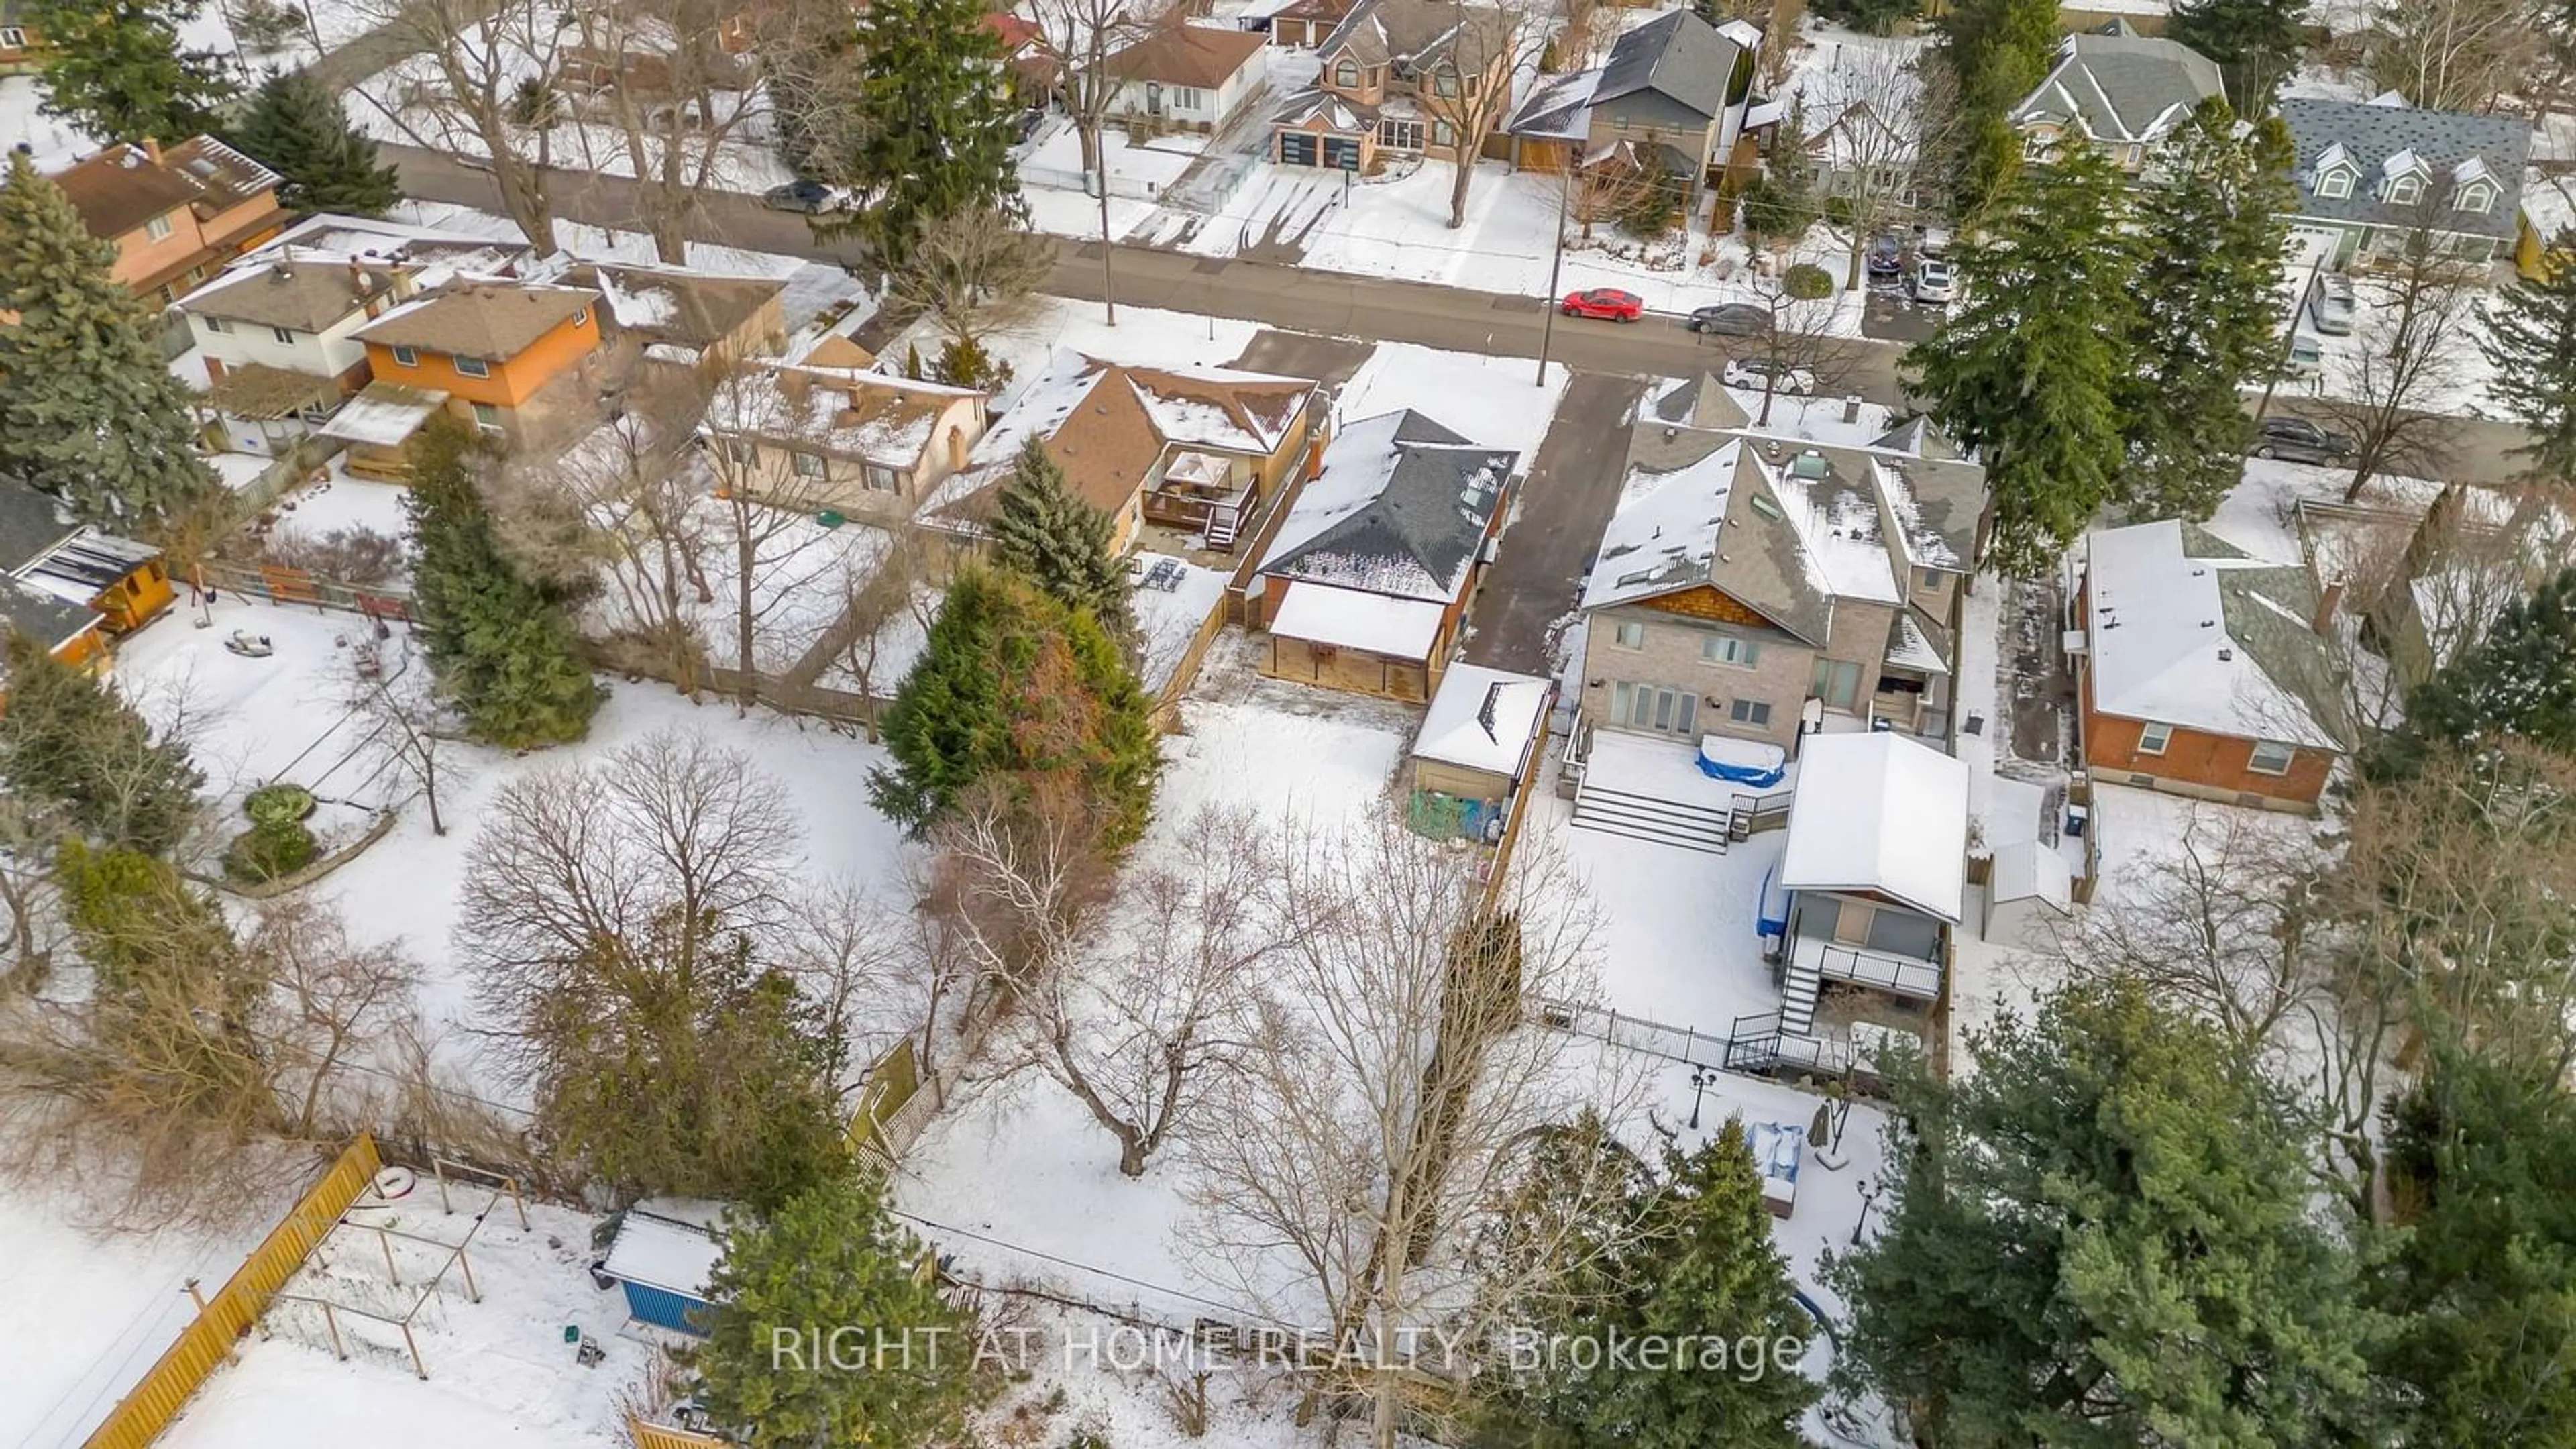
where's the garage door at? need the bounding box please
[1324,136,1361,170]
[1278,132,1316,166]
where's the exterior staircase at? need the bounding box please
[1780,949,1823,1036]
[1568,777,1735,854]
[1202,508,1239,550]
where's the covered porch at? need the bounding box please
[319,382,450,480]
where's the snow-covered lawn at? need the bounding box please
[262,468,416,551]
[0,1177,299,1446]
[1020,117,1205,199]
[1546,797,1788,1037]
[114,594,920,1093]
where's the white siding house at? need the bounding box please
[1105,24,1271,133]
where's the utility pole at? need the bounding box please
[1096,153,1118,327]
[1535,158,1571,386]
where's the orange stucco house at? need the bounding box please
[2076,519,2351,813]
[54,137,290,303]
[325,280,607,475]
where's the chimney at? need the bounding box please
[2312,577,2345,635]
[1842,393,1862,423]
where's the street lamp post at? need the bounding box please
[1536,158,1572,386]
[1686,1065,1718,1130]
[1851,1183,1880,1246]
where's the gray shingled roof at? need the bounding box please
[1591,10,1742,125]
[2010,34,2222,144]
[2279,96,2530,242]
[0,477,71,572]
[1260,409,1515,601]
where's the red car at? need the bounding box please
[1560,287,1645,321]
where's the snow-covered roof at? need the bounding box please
[714,362,983,468]
[1581,431,1742,610]
[1505,67,1599,141]
[603,1201,729,1299]
[1778,731,1968,923]
[2009,33,2222,144]
[317,382,449,447]
[1767,447,1901,605]
[1258,409,1513,603]
[1887,609,1949,674]
[1131,552,1230,697]
[1269,581,1446,659]
[1989,839,2072,912]
[2083,519,2350,751]
[1412,663,1551,777]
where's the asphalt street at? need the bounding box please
[380,144,2537,483]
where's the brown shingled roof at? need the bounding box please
[1104,23,1268,90]
[52,145,205,241]
[354,282,600,361]
[184,258,409,334]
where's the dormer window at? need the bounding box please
[2458,180,2495,213]
[143,213,173,241]
[1432,66,1460,98]
[2385,174,2423,205]
[1334,57,1358,87]
[2316,167,2354,199]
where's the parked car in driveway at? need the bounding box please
[2250,415,2353,465]
[762,180,843,213]
[1908,259,1957,304]
[1865,233,1904,280]
[1686,303,1770,336]
[1561,288,1646,321]
[1723,357,1817,395]
[2284,331,2325,380]
[2307,274,2357,335]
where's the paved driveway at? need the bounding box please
[1461,370,1648,676]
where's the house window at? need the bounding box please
[722,438,755,464]
[2247,739,2296,775]
[143,213,173,241]
[2136,721,2172,756]
[470,401,501,434]
[0,26,25,46]
[1380,118,1423,150]
[2458,182,2495,213]
[453,354,491,378]
[2316,168,2353,200]
[271,326,296,345]
[1611,681,1697,735]
[2385,174,2423,205]
[1431,119,1455,148]
[1173,86,1205,111]
[1915,566,1943,591]
[1701,633,1759,667]
[791,451,826,480]
[1812,657,1862,710]
[1613,619,1645,649]
[202,315,230,333]
[572,307,589,325]
[385,345,413,367]
[1334,58,1359,88]
[1729,698,1772,727]
[1432,66,1460,98]
[864,462,902,492]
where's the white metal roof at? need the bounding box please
[1412,663,1551,777]
[1268,582,1445,660]
[1778,731,1968,924]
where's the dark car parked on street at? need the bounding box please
[1686,303,1770,337]
[2249,415,2353,466]
[761,180,841,213]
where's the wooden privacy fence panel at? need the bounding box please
[629,1416,730,1449]
[83,1134,384,1449]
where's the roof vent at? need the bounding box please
[2201,619,2215,627]
[1791,452,1829,480]
[2218,647,2234,661]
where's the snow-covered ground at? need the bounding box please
[113,594,922,1093]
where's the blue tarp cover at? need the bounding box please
[1697,735,1788,788]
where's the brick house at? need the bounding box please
[2076,519,2351,812]
[54,137,290,303]
[0,0,47,69]
[1269,0,1517,170]
[324,280,606,473]
[927,354,1320,555]
[1575,376,1985,751]
[1248,408,1514,701]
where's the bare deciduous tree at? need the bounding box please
[1184,822,1638,1448]
[830,524,944,733]
[885,203,1057,350]
[1420,0,1553,229]
[0,796,64,989]
[360,0,573,254]
[346,648,459,836]
[2313,200,2479,499]
[1028,0,1161,320]
[701,362,875,712]
[558,400,721,695]
[1796,42,1924,290]
[2369,0,2542,113]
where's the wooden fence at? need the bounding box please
[83,1134,384,1449]
[629,1417,729,1449]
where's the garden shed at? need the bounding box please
[600,1199,730,1336]
[1407,663,1552,840]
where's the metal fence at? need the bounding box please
[1529,997,1729,1073]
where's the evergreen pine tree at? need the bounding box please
[2481,239,2576,484]
[402,417,600,748]
[2122,102,2295,520]
[821,0,1020,272]
[990,435,1134,639]
[1589,1120,1819,1446]
[1909,142,2139,574]
[693,1168,981,1446]
[1928,0,2060,213]
[231,70,402,216]
[1827,978,2381,1443]
[0,152,216,529]
[2373,565,2576,777]
[1740,99,1819,244]
[868,566,1159,844]
[22,0,230,144]
[2167,0,2307,115]
[0,631,203,855]
[2374,1046,2576,1447]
